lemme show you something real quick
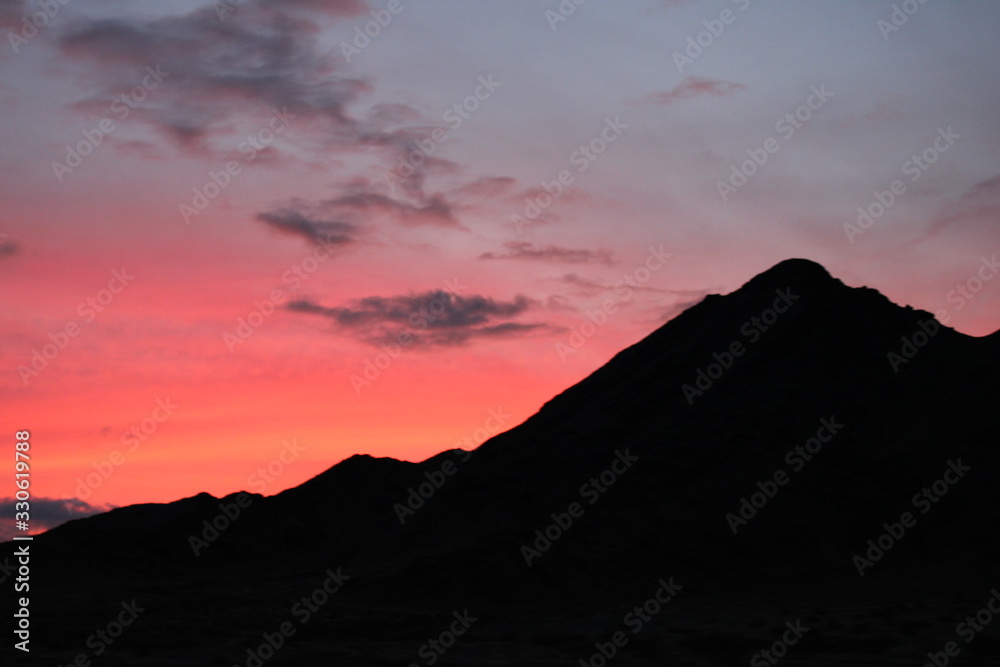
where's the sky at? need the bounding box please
[1,0,999,536]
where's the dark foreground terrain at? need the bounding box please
[5,259,1000,665]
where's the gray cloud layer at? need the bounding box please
[288,290,547,347]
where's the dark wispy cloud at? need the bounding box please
[515,185,594,205]
[633,77,746,106]
[257,208,357,247]
[557,273,613,297]
[375,127,464,199]
[0,1,26,30]
[257,0,368,17]
[288,290,548,347]
[965,175,1000,200]
[56,4,375,157]
[454,176,517,198]
[365,102,427,126]
[55,5,482,230]
[0,237,18,258]
[836,93,905,128]
[480,241,614,264]
[0,496,115,540]
[916,174,1000,243]
[504,184,597,227]
[326,192,462,228]
[555,273,711,300]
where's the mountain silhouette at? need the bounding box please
[7,258,1000,665]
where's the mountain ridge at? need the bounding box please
[6,258,1000,665]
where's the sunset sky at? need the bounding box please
[2,0,998,534]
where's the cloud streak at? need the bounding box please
[912,175,1000,245]
[56,5,376,158]
[479,241,614,264]
[0,496,115,540]
[288,290,547,347]
[633,77,746,106]
[257,208,358,246]
[249,0,368,18]
[53,3,491,233]
[326,192,462,228]
[0,237,19,258]
[0,1,26,31]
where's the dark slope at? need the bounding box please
[6,258,1000,665]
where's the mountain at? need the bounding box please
[6,258,1000,666]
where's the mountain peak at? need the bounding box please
[738,258,840,295]
[745,257,832,283]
